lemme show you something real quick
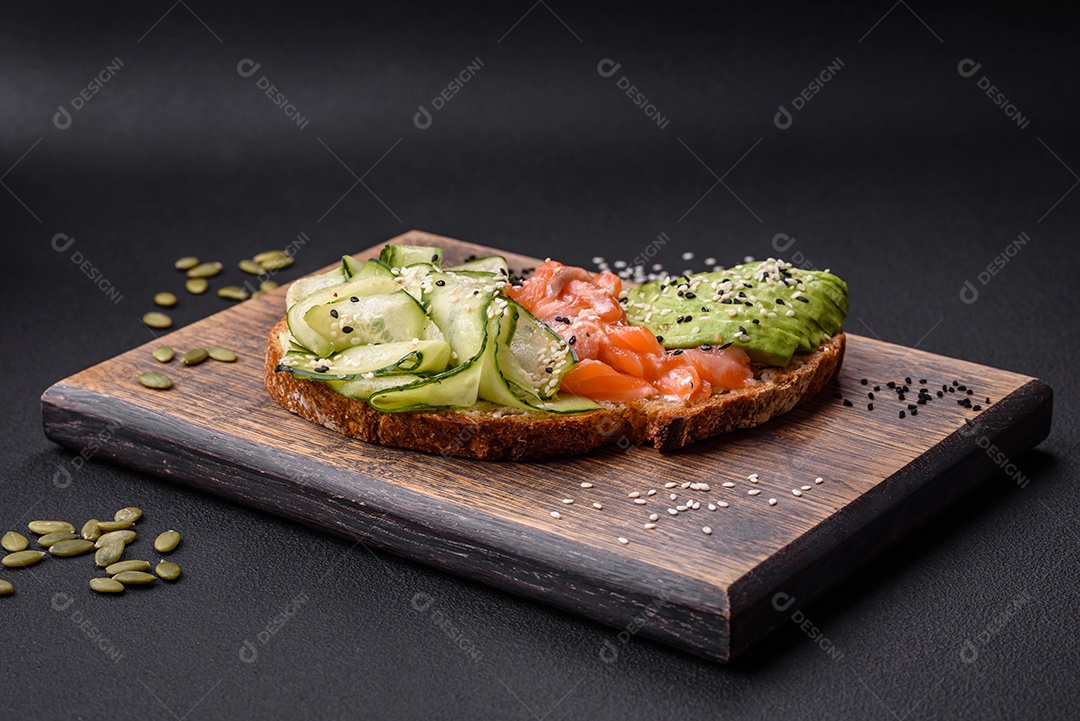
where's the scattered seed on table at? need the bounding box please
[669,494,677,501]
[801,485,811,491]
[648,513,659,521]
[156,561,182,581]
[592,502,602,510]
[580,482,593,489]
[114,507,142,523]
[708,503,716,511]
[549,511,561,519]
[718,501,729,508]
[113,571,157,585]
[617,537,630,545]
[815,477,824,484]
[180,348,209,366]
[187,261,223,278]
[664,482,677,488]
[208,347,237,362]
[106,560,150,575]
[0,579,12,595]
[89,577,125,594]
[174,256,199,270]
[37,531,77,547]
[217,285,250,301]
[722,482,735,488]
[680,482,691,489]
[154,292,177,308]
[667,508,678,516]
[185,278,208,294]
[633,499,647,505]
[260,280,279,292]
[138,372,172,390]
[49,539,96,557]
[239,259,265,275]
[792,489,803,497]
[747,489,761,496]
[95,541,125,568]
[152,345,174,363]
[561,498,574,505]
[253,250,287,265]
[644,523,657,530]
[646,489,656,496]
[702,527,713,535]
[81,519,102,541]
[2,532,28,552]
[258,254,293,270]
[28,521,75,535]
[628,491,640,498]
[768,498,778,506]
[142,312,173,329]
[96,519,134,533]
[676,505,687,512]
[748,473,759,481]
[3,550,45,568]
[95,530,136,548]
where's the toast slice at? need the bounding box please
[264,318,845,460]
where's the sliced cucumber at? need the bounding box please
[286,274,403,356]
[277,339,451,381]
[380,244,442,268]
[330,374,428,400]
[303,291,427,353]
[446,255,509,277]
[505,298,575,400]
[285,265,346,310]
[343,257,394,282]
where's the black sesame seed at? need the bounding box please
[796,296,810,302]
[920,379,928,384]
[435,280,445,287]
[868,392,875,399]
[701,306,709,312]
[752,319,760,324]
[887,381,896,389]
[874,385,881,391]
[545,367,553,373]
[967,389,974,395]
[898,393,906,401]
[342,326,354,334]
[700,344,712,351]
[860,378,868,385]
[329,309,339,318]
[568,335,576,345]
[431,253,439,262]
[738,326,747,335]
[843,399,853,407]
[899,410,906,419]
[315,365,329,373]
[672,349,684,356]
[350,296,359,302]
[685,292,696,299]
[776,298,785,305]
[718,341,733,349]
[834,393,843,399]
[721,299,733,304]
[867,403,874,411]
[656,335,664,343]
[905,377,912,384]
[908,404,917,411]
[911,408,917,416]
[973,405,982,411]
[937,391,944,397]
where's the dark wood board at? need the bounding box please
[40,231,1053,662]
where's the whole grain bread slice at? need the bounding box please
[264,318,845,460]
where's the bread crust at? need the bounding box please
[264,318,845,460]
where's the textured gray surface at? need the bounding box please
[2,2,1077,719]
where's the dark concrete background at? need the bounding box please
[2,2,1077,719]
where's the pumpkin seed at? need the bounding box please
[81,519,102,541]
[154,292,177,307]
[95,530,136,548]
[251,290,266,298]
[154,530,181,553]
[138,372,172,390]
[113,571,157,585]
[156,561,182,581]
[49,539,96,557]
[142,312,173,329]
[37,531,78,547]
[28,521,75,535]
[187,261,223,278]
[260,280,279,292]
[3,550,45,568]
[259,254,294,270]
[96,519,135,533]
[2,531,28,552]
[185,277,208,294]
[217,285,250,301]
[95,540,125,567]
[181,348,209,366]
[239,259,265,275]
[114,507,143,523]
[174,256,200,270]
[208,347,237,362]
[90,577,125,594]
[152,345,175,363]
[106,560,150,575]
[253,250,286,265]
[0,579,12,595]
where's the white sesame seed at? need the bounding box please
[704,257,716,265]
[617,537,630,545]
[698,483,711,491]
[676,505,688,512]
[815,477,824,484]
[707,503,716,511]
[792,489,803,497]
[744,255,755,263]
[628,491,640,498]
[680,482,690,489]
[801,485,811,491]
[688,483,700,491]
[613,260,627,269]
[750,477,758,484]
[722,482,736,488]
[633,499,647,505]
[682,251,694,260]
[669,493,678,501]
[644,523,657,530]
[550,511,562,519]
[718,501,729,508]
[592,256,604,264]
[649,513,659,521]
[646,489,656,496]
[747,489,761,496]
[562,498,574,504]
[664,482,677,488]
[691,501,701,510]
[592,502,603,510]
[702,526,713,535]
[668,508,679,516]
[768,498,778,506]
[785,309,795,317]
[580,482,594,488]
[748,473,759,480]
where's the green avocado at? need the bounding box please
[624,260,848,366]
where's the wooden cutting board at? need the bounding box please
[41,231,1053,662]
